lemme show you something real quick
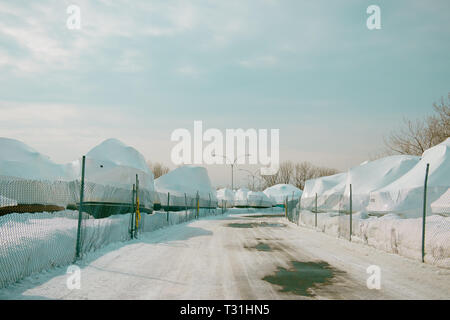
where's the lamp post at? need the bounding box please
[238,168,261,191]
[212,153,251,191]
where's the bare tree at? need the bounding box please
[316,166,338,178]
[293,162,338,190]
[432,93,450,141]
[384,118,437,155]
[294,162,313,190]
[259,171,279,190]
[384,93,450,155]
[259,161,338,190]
[147,161,170,179]
[277,161,294,184]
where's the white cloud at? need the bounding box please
[238,55,279,68]
[177,65,200,77]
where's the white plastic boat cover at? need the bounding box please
[301,172,347,211]
[247,191,273,208]
[368,138,450,217]
[234,187,250,207]
[155,165,217,208]
[431,188,450,215]
[263,184,302,205]
[216,188,234,208]
[337,155,420,212]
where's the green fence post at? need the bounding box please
[285,197,287,219]
[167,192,170,222]
[184,193,188,222]
[209,193,211,214]
[135,174,139,237]
[196,191,199,219]
[130,184,135,239]
[75,155,86,261]
[422,163,430,263]
[315,193,318,228]
[349,184,352,242]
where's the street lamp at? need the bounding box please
[212,153,251,191]
[238,168,261,191]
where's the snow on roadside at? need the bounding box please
[297,210,450,268]
[0,207,223,289]
[0,195,17,208]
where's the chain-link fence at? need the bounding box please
[285,196,300,225]
[290,178,449,268]
[0,157,223,288]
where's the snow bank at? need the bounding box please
[431,188,450,215]
[0,210,129,288]
[247,191,273,208]
[86,138,150,174]
[339,155,420,212]
[0,138,158,211]
[368,138,450,217]
[263,184,302,205]
[0,207,222,288]
[0,195,17,208]
[155,166,217,208]
[79,138,156,208]
[232,188,275,208]
[301,140,449,216]
[234,187,250,207]
[0,137,68,180]
[301,172,347,211]
[216,188,234,208]
[297,210,450,268]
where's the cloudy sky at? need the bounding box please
[0,0,449,187]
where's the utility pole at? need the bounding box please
[212,153,251,191]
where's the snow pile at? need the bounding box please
[263,184,302,205]
[297,210,450,268]
[0,138,158,210]
[301,172,347,211]
[0,210,130,288]
[234,187,250,207]
[247,191,273,208]
[0,137,68,180]
[77,139,157,209]
[339,155,420,212]
[0,206,223,288]
[0,138,76,207]
[86,138,150,173]
[82,138,156,192]
[368,138,450,217]
[0,195,17,208]
[431,188,450,215]
[155,166,217,208]
[216,188,234,208]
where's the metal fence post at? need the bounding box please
[422,163,430,263]
[349,184,352,242]
[315,193,318,228]
[167,192,170,222]
[209,193,211,214]
[135,174,140,237]
[75,155,86,261]
[196,191,199,219]
[285,197,287,218]
[130,184,135,239]
[185,193,188,222]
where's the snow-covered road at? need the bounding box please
[1,211,449,299]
